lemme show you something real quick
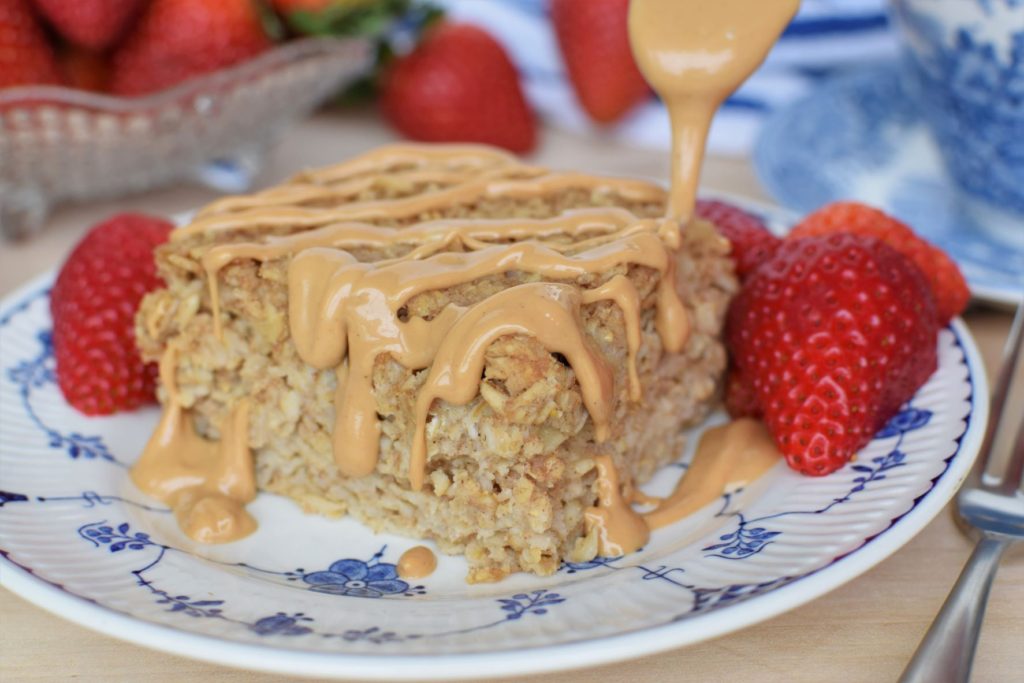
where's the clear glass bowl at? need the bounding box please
[0,37,371,240]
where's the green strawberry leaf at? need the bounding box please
[284,0,415,37]
[255,0,287,42]
[330,1,444,104]
[272,0,445,103]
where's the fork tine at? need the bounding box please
[1002,417,1024,495]
[992,301,1024,495]
[973,299,1024,488]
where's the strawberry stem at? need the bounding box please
[278,0,443,104]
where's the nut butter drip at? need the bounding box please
[644,418,780,530]
[284,226,687,490]
[629,0,800,222]
[585,455,651,556]
[583,418,781,557]
[409,283,619,490]
[195,144,523,218]
[131,348,257,543]
[293,143,520,185]
[568,0,799,558]
[182,144,690,492]
[200,208,661,339]
[176,169,675,245]
[398,546,438,579]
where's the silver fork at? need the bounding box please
[900,300,1024,683]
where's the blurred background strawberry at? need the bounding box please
[110,0,274,96]
[0,0,62,87]
[33,0,146,52]
[380,22,536,152]
[550,0,648,124]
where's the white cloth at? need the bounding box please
[434,0,898,155]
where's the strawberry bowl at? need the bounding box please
[0,36,371,241]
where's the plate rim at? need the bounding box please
[0,212,990,680]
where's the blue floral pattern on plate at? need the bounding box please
[302,552,412,598]
[702,407,928,560]
[0,229,984,677]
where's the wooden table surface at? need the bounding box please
[1,112,1021,682]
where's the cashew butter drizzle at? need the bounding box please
[131,348,257,543]
[132,143,705,546]
[186,145,690,492]
[645,418,780,530]
[259,226,685,491]
[133,0,800,556]
[629,0,800,223]
[581,0,799,555]
[398,546,438,579]
[584,419,781,556]
[585,455,651,556]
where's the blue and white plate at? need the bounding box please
[754,64,1024,306]
[0,197,988,680]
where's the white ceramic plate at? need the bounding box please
[0,198,987,680]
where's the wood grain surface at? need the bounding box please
[1,111,1021,683]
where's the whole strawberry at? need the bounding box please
[33,0,146,52]
[380,23,536,153]
[0,0,62,88]
[727,234,939,476]
[551,0,649,123]
[51,213,173,415]
[790,201,969,325]
[696,199,780,279]
[110,0,271,96]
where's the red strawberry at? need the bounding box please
[110,0,271,96]
[550,0,649,123]
[32,0,145,52]
[790,201,969,325]
[696,199,780,279]
[726,234,939,476]
[380,23,536,153]
[0,0,62,88]
[51,213,173,415]
[724,367,762,419]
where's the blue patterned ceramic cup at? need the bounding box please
[891,0,1024,242]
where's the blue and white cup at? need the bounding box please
[891,0,1024,244]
